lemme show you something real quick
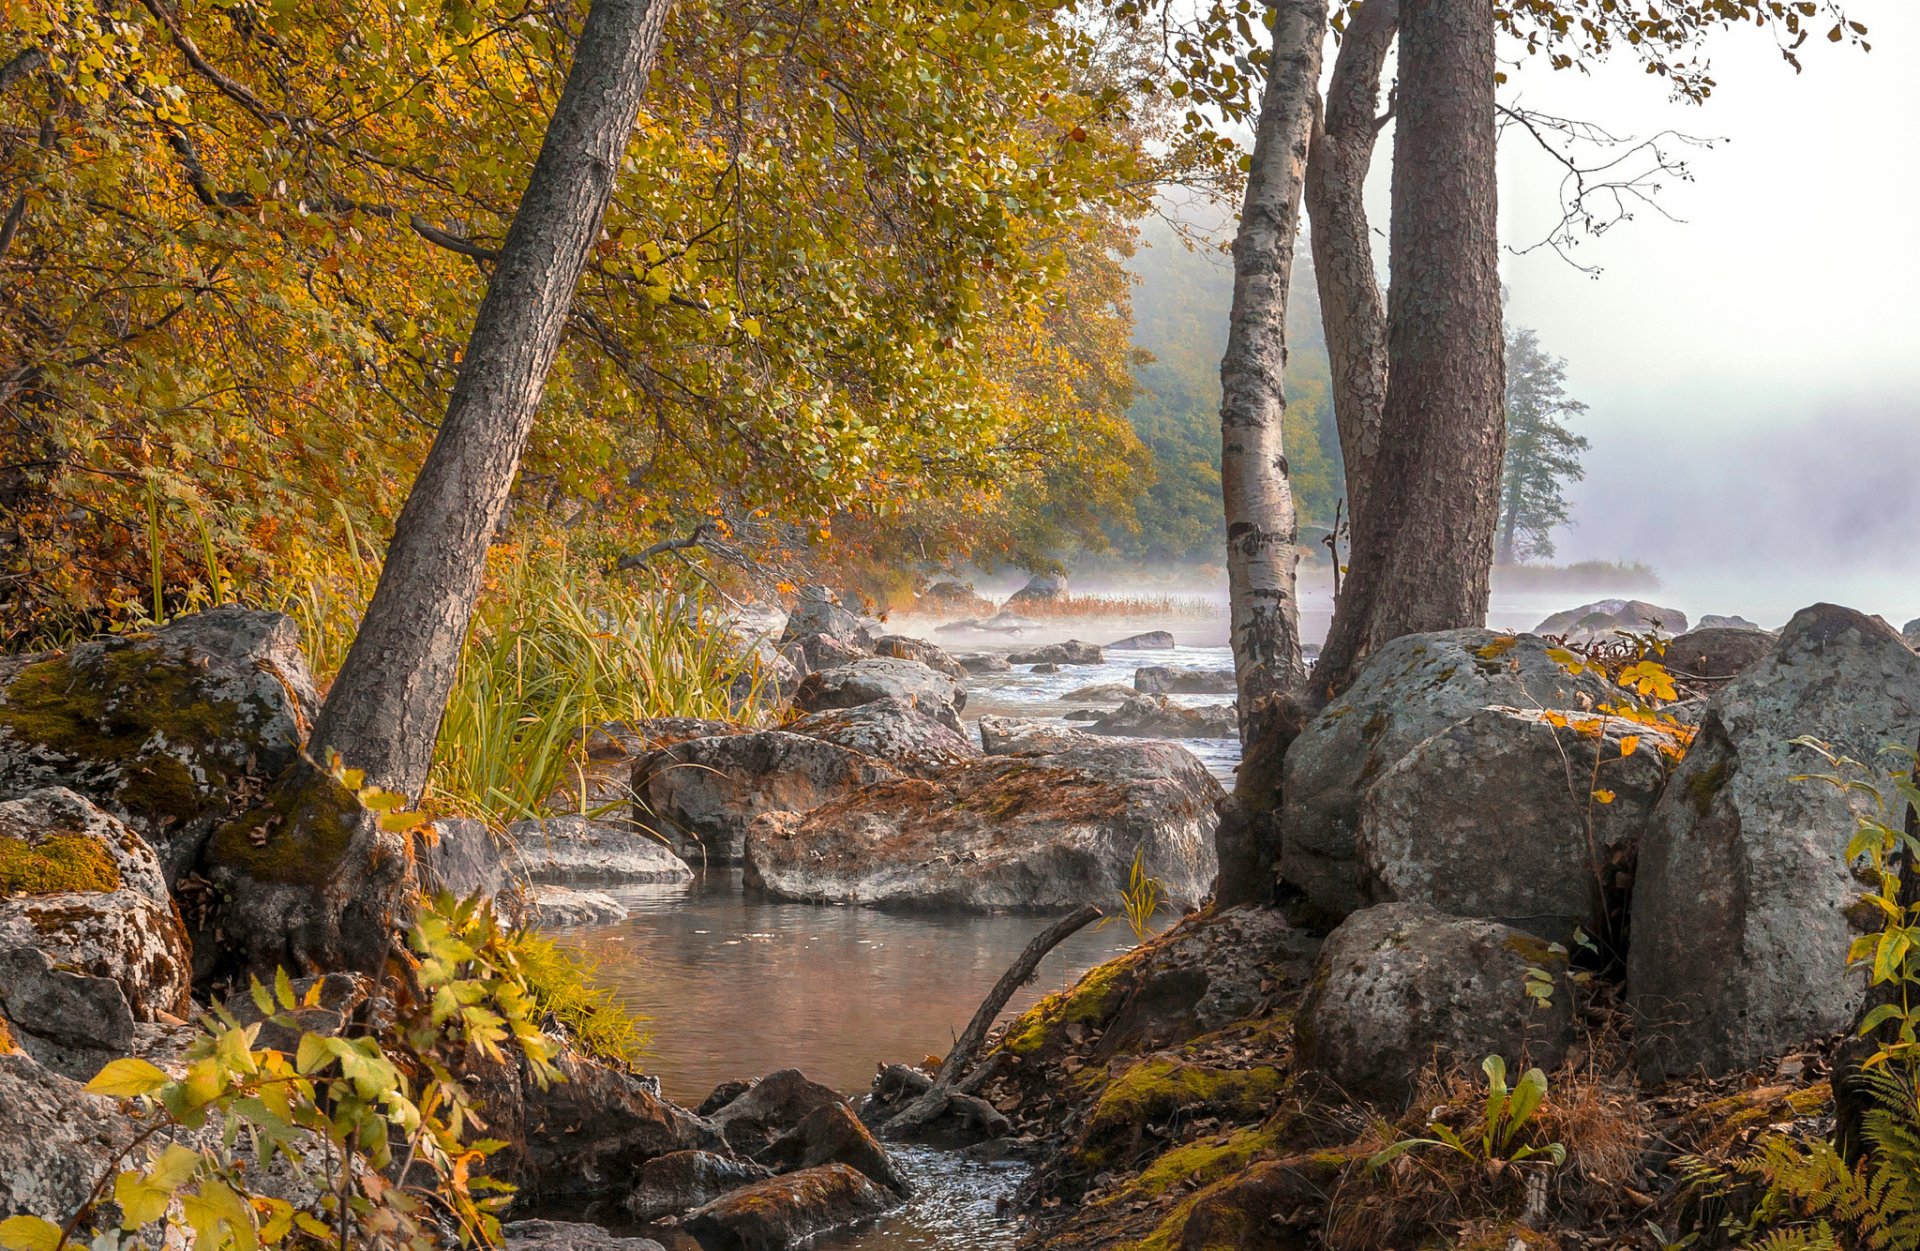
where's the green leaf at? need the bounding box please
[85,1057,171,1098]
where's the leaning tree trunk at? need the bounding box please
[310,0,674,798]
[1211,0,1327,908]
[1311,0,1504,698]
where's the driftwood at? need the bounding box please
[881,903,1101,1139]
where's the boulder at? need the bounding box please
[506,816,693,884]
[1904,618,1920,649]
[919,579,995,619]
[220,970,366,1055]
[976,716,1098,755]
[624,1150,772,1222]
[0,607,318,885]
[1281,629,1615,923]
[0,1051,187,1231]
[870,634,968,679]
[784,697,978,779]
[935,611,1040,635]
[0,787,190,1019]
[633,732,900,865]
[698,1079,755,1116]
[1106,630,1176,650]
[418,817,511,900]
[707,1068,848,1155]
[0,946,134,1079]
[1087,693,1237,740]
[1700,614,1764,632]
[1005,571,1070,608]
[1029,662,1060,674]
[1063,683,1138,703]
[956,653,1012,675]
[1534,598,1689,641]
[1007,640,1103,666]
[504,1222,664,1251]
[1295,903,1575,1107]
[523,885,629,928]
[760,1101,909,1195]
[779,586,874,648]
[782,632,867,676]
[1358,707,1678,941]
[792,659,966,733]
[683,1163,896,1251]
[1629,604,1920,1081]
[745,742,1222,911]
[1134,666,1236,696]
[1664,626,1776,683]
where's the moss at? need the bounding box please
[0,832,121,894]
[999,946,1139,1055]
[1502,932,1567,966]
[1129,1123,1283,1199]
[1088,1057,1285,1136]
[1688,757,1732,818]
[207,761,361,886]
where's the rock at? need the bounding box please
[419,817,511,899]
[1106,630,1176,650]
[1664,626,1776,683]
[1007,640,1103,666]
[542,721,738,827]
[1134,666,1236,696]
[782,631,868,676]
[0,787,190,1019]
[1087,693,1237,740]
[935,611,1041,636]
[0,946,134,1079]
[1358,707,1678,940]
[792,659,966,733]
[1700,614,1764,631]
[1029,662,1061,674]
[784,697,978,779]
[1534,598,1689,641]
[745,742,1222,911]
[1281,629,1615,923]
[591,718,740,754]
[504,1222,663,1251]
[523,885,629,927]
[919,580,995,619]
[1062,709,1102,722]
[1295,903,1574,1106]
[0,1051,181,1231]
[1005,571,1069,608]
[708,1068,848,1155]
[698,1079,755,1116]
[0,606,318,885]
[779,587,874,649]
[683,1163,896,1251]
[625,1151,772,1222]
[955,653,1012,674]
[732,646,801,707]
[634,732,900,865]
[1629,604,1920,1081]
[870,634,968,679]
[507,815,693,884]
[220,970,367,1054]
[760,1101,909,1195]
[1063,683,1137,703]
[976,716,1098,755]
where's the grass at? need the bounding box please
[503,926,651,1067]
[1006,592,1221,619]
[1492,560,1664,593]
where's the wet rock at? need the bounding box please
[1630,604,1920,1081]
[1106,630,1176,650]
[0,607,318,885]
[1700,614,1765,631]
[1134,665,1236,696]
[1281,629,1615,924]
[1087,693,1237,740]
[779,587,875,649]
[1295,903,1574,1106]
[1359,706,1679,941]
[1005,571,1070,608]
[1534,598,1689,641]
[0,946,134,1079]
[1007,640,1103,666]
[760,1101,909,1195]
[708,1068,848,1155]
[870,634,968,679]
[505,1221,666,1251]
[698,1079,755,1116]
[785,697,978,779]
[634,732,900,865]
[507,815,693,884]
[976,716,1098,755]
[523,885,629,927]
[683,1163,896,1251]
[955,653,1012,674]
[792,659,966,733]
[1063,683,1137,703]
[744,742,1221,911]
[0,787,190,1019]
[1029,662,1061,674]
[419,816,511,899]
[624,1150,772,1222]
[1664,626,1776,683]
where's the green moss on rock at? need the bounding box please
[1688,757,1732,818]
[1088,1057,1285,1136]
[999,946,1141,1055]
[207,762,362,887]
[0,832,121,895]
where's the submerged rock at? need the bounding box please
[505,815,693,884]
[1087,693,1237,740]
[955,653,1012,675]
[745,742,1221,911]
[504,1221,665,1251]
[1133,665,1236,696]
[1007,640,1103,666]
[624,1150,772,1222]
[1630,604,1920,1081]
[760,1101,910,1195]
[935,611,1041,636]
[784,697,978,779]
[792,659,966,733]
[683,1163,896,1251]
[1534,598,1689,641]
[522,885,629,928]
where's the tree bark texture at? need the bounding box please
[309,0,674,797]
[1306,0,1397,537]
[1218,0,1326,742]
[1311,0,1504,698]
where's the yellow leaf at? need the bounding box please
[0,1215,66,1251]
[1619,735,1641,758]
[85,1056,170,1098]
[1592,789,1617,805]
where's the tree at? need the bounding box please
[1496,325,1590,564]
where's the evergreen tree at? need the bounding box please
[1496,326,1590,564]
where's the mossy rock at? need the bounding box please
[1000,945,1143,1056]
[1087,1057,1285,1139]
[0,832,120,895]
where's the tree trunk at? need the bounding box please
[1311,0,1504,698]
[309,0,674,797]
[1218,0,1326,739]
[1306,0,1397,537]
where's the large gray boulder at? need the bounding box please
[779,586,874,648]
[0,946,135,1079]
[976,716,1097,755]
[784,697,978,779]
[871,634,968,679]
[792,658,966,733]
[1664,627,1776,684]
[1629,605,1920,1081]
[1281,630,1615,922]
[1358,707,1678,941]
[634,732,900,865]
[0,787,190,1021]
[1135,666,1237,696]
[418,817,511,900]
[1005,571,1069,608]
[1007,640,1103,666]
[1088,693,1237,741]
[1107,630,1176,650]
[1295,903,1575,1107]
[505,815,693,883]
[745,741,1221,911]
[0,607,318,884]
[1535,598,1688,641]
